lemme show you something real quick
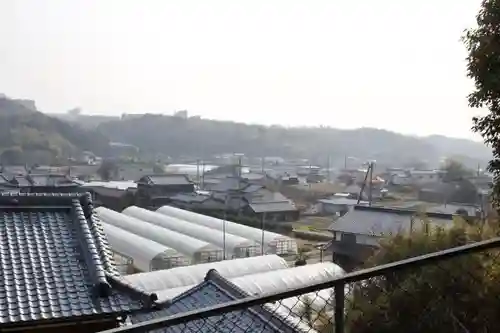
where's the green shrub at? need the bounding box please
[345,218,500,332]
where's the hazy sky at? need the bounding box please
[0,0,485,140]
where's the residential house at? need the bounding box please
[167,193,225,212]
[342,184,364,199]
[171,177,299,222]
[210,177,299,221]
[113,164,155,181]
[67,164,101,182]
[5,174,83,193]
[81,181,138,211]
[317,197,369,216]
[265,170,299,186]
[409,170,441,185]
[327,205,455,269]
[0,193,158,333]
[0,174,14,191]
[128,269,305,333]
[391,169,442,186]
[26,173,83,193]
[296,165,321,177]
[1,165,28,177]
[136,174,195,209]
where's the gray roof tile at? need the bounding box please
[139,175,192,186]
[328,205,454,236]
[0,193,157,328]
[249,202,297,213]
[27,174,78,187]
[128,269,302,333]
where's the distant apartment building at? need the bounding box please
[173,110,188,119]
[12,99,37,111]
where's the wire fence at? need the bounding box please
[102,237,500,333]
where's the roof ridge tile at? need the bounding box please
[72,198,111,296]
[107,275,158,306]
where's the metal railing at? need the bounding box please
[101,237,500,333]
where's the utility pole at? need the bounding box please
[261,212,266,255]
[201,162,205,190]
[223,195,229,260]
[238,155,242,178]
[326,155,331,183]
[196,159,200,187]
[357,161,375,206]
[368,161,374,206]
[344,155,347,169]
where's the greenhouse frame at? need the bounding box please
[124,254,289,292]
[96,207,223,264]
[102,222,190,272]
[156,205,298,255]
[123,206,261,258]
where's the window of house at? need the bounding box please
[341,232,357,243]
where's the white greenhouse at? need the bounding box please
[153,262,345,325]
[96,207,223,264]
[156,205,298,255]
[102,222,190,272]
[124,254,289,292]
[154,262,343,300]
[123,206,261,259]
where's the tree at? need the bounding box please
[464,0,500,207]
[97,160,118,181]
[449,178,479,204]
[152,163,166,174]
[440,158,472,182]
[0,147,24,164]
[345,218,500,332]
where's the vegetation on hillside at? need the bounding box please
[464,0,500,206]
[95,114,491,167]
[344,217,500,332]
[0,97,109,165]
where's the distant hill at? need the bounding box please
[47,112,120,129]
[0,97,110,165]
[80,114,491,168]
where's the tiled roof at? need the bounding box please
[128,269,303,333]
[0,193,158,329]
[328,205,454,237]
[249,202,297,213]
[138,175,192,186]
[318,198,366,206]
[1,166,27,177]
[12,176,31,187]
[27,174,79,187]
[169,193,210,203]
[0,174,10,185]
[210,177,251,192]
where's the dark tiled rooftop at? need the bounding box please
[138,175,192,186]
[328,205,455,236]
[0,193,157,328]
[128,269,302,333]
[249,201,297,213]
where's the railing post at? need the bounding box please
[334,282,345,333]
